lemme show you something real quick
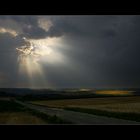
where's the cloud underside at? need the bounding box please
[0,15,140,88]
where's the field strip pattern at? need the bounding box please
[15,100,140,124]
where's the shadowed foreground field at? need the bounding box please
[0,99,70,124]
[0,112,46,124]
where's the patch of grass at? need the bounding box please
[65,107,140,122]
[0,112,47,124]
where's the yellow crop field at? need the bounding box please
[95,90,133,95]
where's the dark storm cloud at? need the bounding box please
[0,33,25,50]
[0,15,140,88]
[22,25,47,39]
[0,33,23,87]
[1,16,118,39]
[0,16,46,87]
[43,15,140,88]
[45,16,119,38]
[0,16,48,39]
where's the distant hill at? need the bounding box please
[0,88,140,101]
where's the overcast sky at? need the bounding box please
[0,15,140,89]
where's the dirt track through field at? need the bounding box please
[15,100,140,124]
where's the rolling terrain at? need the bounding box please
[1,88,140,124]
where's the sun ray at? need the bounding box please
[16,36,68,88]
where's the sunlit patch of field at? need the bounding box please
[0,112,47,124]
[31,96,140,114]
[95,90,133,95]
